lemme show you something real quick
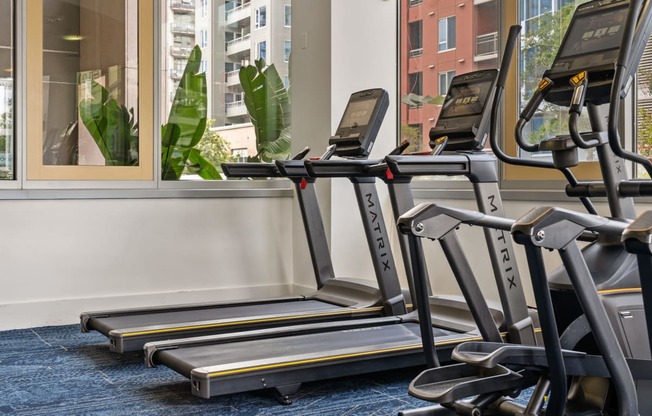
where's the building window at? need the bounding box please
[26,0,153,181]
[255,6,267,29]
[408,20,422,57]
[232,148,248,163]
[438,16,456,52]
[201,0,208,17]
[439,71,455,96]
[408,72,422,108]
[200,30,208,48]
[257,41,267,60]
[285,5,291,27]
[284,40,291,62]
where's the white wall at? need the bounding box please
[329,0,408,287]
[0,197,294,329]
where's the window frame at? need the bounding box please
[438,15,456,52]
[255,6,267,30]
[501,0,604,184]
[24,0,154,185]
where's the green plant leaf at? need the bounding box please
[239,60,291,162]
[187,148,222,180]
[161,45,219,180]
[79,80,138,166]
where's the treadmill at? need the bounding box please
[80,89,409,353]
[143,65,537,403]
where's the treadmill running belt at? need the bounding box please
[91,300,343,336]
[155,323,459,377]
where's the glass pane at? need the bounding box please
[160,0,292,180]
[636,41,652,179]
[42,0,139,167]
[0,0,13,179]
[518,0,593,163]
[400,0,498,154]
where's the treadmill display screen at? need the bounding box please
[340,98,377,128]
[438,79,493,119]
[558,6,628,60]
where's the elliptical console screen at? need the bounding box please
[558,6,627,59]
[550,1,629,75]
[438,78,494,119]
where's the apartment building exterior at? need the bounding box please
[162,0,291,133]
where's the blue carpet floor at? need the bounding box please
[0,325,531,415]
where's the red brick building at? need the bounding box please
[401,0,498,150]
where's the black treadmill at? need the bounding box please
[80,89,409,353]
[142,68,537,402]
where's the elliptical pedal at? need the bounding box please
[408,363,522,403]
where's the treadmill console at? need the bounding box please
[329,88,389,158]
[429,69,498,151]
[543,0,630,105]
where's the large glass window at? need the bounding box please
[160,0,292,180]
[0,0,13,180]
[517,0,593,165]
[26,0,153,181]
[636,42,652,178]
[400,0,497,153]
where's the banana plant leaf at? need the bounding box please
[79,80,139,166]
[239,59,291,162]
[161,45,220,180]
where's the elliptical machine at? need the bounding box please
[397,0,652,414]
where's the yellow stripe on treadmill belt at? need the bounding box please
[208,335,485,377]
[122,307,384,337]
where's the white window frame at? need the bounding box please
[438,16,456,52]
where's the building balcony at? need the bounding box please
[170,1,194,13]
[171,24,195,36]
[226,34,251,57]
[226,2,252,26]
[170,46,193,59]
[226,100,247,117]
[474,32,498,61]
[226,70,241,86]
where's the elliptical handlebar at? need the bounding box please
[490,26,555,170]
[608,0,652,177]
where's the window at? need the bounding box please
[285,5,291,27]
[401,0,497,154]
[284,40,291,62]
[26,0,153,181]
[438,16,456,52]
[257,41,267,60]
[439,71,455,96]
[0,0,13,180]
[255,6,267,29]
[408,20,422,57]
[408,72,422,108]
[636,41,652,178]
[160,0,291,180]
[200,30,208,48]
[201,0,208,17]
